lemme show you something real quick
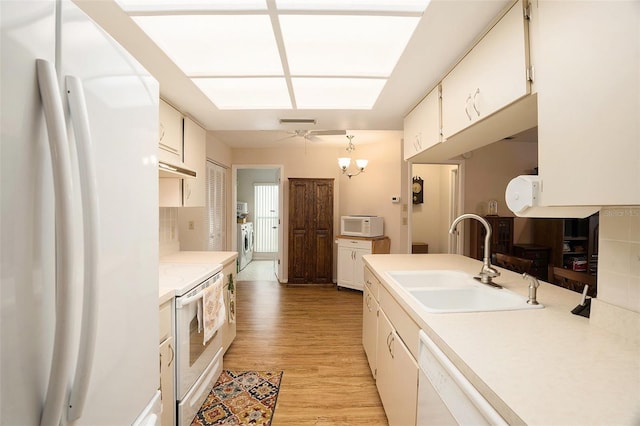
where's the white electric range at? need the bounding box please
[159,261,224,426]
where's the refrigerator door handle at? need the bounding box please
[36,59,77,426]
[65,75,100,422]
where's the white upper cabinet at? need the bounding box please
[441,0,530,140]
[158,99,182,164]
[404,86,441,161]
[533,0,640,206]
[182,117,206,207]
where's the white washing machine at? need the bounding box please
[237,222,253,271]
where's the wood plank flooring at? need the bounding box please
[223,280,388,425]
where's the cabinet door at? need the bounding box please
[337,245,355,288]
[353,247,369,290]
[442,0,529,139]
[404,87,441,160]
[182,117,206,207]
[221,261,237,352]
[362,285,378,378]
[377,311,419,426]
[158,99,182,164]
[535,0,640,205]
[159,337,175,426]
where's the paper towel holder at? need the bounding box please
[505,175,599,218]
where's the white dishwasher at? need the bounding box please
[417,330,508,426]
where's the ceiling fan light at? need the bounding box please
[338,157,351,170]
[356,159,368,170]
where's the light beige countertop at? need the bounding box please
[158,251,238,305]
[363,253,640,425]
[161,250,238,266]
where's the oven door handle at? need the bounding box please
[176,290,204,309]
[175,273,222,309]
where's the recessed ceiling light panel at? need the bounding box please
[193,77,292,109]
[275,0,430,13]
[116,0,267,12]
[292,78,386,109]
[280,15,420,77]
[132,15,282,76]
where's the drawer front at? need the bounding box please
[364,267,380,301]
[159,299,172,343]
[380,285,420,359]
[338,238,372,250]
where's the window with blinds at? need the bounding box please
[207,161,226,251]
[254,183,278,253]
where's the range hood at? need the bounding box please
[158,161,196,179]
[505,175,599,218]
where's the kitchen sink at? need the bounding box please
[386,270,544,313]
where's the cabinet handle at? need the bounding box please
[473,88,481,116]
[168,342,175,367]
[388,333,395,359]
[465,94,472,120]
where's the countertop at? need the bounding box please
[363,253,640,425]
[158,251,238,305]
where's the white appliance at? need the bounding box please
[237,201,249,218]
[1,1,161,424]
[341,215,384,237]
[159,263,224,426]
[237,222,253,270]
[417,330,507,425]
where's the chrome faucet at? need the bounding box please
[448,213,501,288]
[522,273,540,305]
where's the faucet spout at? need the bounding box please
[449,213,501,287]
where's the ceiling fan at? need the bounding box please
[283,129,347,142]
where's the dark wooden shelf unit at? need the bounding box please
[532,214,599,276]
[469,216,513,261]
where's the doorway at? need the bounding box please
[233,165,284,281]
[410,163,463,254]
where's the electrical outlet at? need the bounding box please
[188,220,195,230]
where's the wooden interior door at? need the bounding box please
[288,178,334,284]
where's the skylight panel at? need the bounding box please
[193,78,292,109]
[116,0,267,12]
[132,15,282,76]
[279,15,420,77]
[275,0,430,13]
[292,78,386,109]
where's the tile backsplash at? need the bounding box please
[159,207,179,257]
[597,207,640,313]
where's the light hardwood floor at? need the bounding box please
[223,280,388,425]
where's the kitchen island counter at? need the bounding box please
[364,253,640,425]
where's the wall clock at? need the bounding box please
[412,177,424,204]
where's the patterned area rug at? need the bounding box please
[192,370,283,426]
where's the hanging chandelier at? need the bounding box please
[337,135,368,179]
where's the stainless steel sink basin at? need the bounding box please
[387,270,544,313]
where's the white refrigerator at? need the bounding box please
[1,0,161,424]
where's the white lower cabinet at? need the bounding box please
[221,259,237,353]
[337,237,390,291]
[159,299,175,426]
[362,268,379,378]
[376,309,419,426]
[368,272,420,426]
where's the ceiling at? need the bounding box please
[76,0,513,148]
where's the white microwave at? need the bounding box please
[341,216,384,237]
